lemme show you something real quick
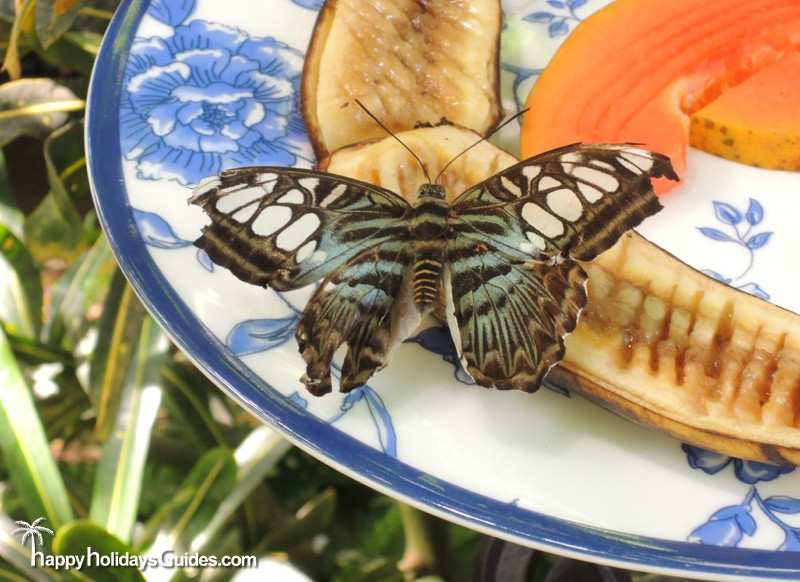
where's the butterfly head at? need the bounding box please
[416,183,446,203]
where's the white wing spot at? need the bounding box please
[215,186,266,214]
[193,175,221,198]
[538,176,562,191]
[320,183,348,208]
[251,205,292,237]
[298,177,320,193]
[500,175,522,198]
[560,152,582,164]
[521,165,541,182]
[590,160,615,172]
[254,172,278,184]
[547,189,583,221]
[276,213,321,251]
[295,240,317,264]
[577,182,604,203]
[570,165,619,195]
[232,204,258,223]
[619,150,654,172]
[526,230,547,251]
[276,189,305,205]
[521,202,564,237]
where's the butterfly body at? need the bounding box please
[191,142,678,396]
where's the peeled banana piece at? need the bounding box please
[302,0,503,159]
[324,126,800,465]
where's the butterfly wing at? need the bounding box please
[449,143,676,262]
[296,239,420,395]
[444,143,676,390]
[190,166,411,291]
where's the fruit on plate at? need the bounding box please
[302,0,503,159]
[689,52,800,170]
[324,126,800,465]
[520,0,800,195]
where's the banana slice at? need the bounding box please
[324,126,800,465]
[302,0,503,159]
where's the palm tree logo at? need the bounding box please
[12,517,54,553]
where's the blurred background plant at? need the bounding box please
[0,1,695,580]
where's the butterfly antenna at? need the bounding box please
[354,99,433,184]
[433,108,530,184]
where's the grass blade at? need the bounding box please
[87,270,147,441]
[89,316,167,543]
[0,222,43,338]
[0,326,73,529]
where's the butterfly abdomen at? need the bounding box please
[412,252,443,310]
[409,184,449,310]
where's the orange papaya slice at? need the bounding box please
[690,51,800,170]
[520,0,800,195]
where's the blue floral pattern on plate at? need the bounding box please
[120,2,310,186]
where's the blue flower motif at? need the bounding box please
[121,20,309,187]
[133,208,193,249]
[683,444,794,484]
[688,504,756,546]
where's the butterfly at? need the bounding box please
[190,142,678,396]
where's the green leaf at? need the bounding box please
[0,150,24,239]
[0,222,43,338]
[90,316,167,543]
[43,234,115,349]
[260,488,337,553]
[192,426,291,553]
[87,270,148,441]
[44,120,89,208]
[34,29,101,76]
[1,0,34,80]
[52,521,146,581]
[0,326,74,529]
[139,447,237,556]
[23,189,85,266]
[0,79,83,146]
[35,0,88,49]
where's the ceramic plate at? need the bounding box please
[86,0,800,579]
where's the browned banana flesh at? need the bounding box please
[302,0,503,159]
[324,126,800,465]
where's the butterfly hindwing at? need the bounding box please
[190,166,411,291]
[450,143,675,262]
[296,239,418,395]
[444,239,587,390]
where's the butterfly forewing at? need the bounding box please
[449,143,675,262]
[191,166,412,291]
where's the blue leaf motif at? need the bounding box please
[735,459,794,484]
[700,269,731,285]
[196,248,214,272]
[736,282,769,300]
[287,391,308,409]
[688,504,754,546]
[764,496,800,514]
[745,198,764,226]
[745,231,773,250]
[149,0,195,26]
[523,11,555,23]
[289,0,324,8]
[406,327,475,385]
[567,0,587,8]
[334,387,397,457]
[547,0,566,8]
[780,529,800,551]
[133,209,193,249]
[697,227,736,243]
[683,444,732,474]
[712,201,743,225]
[549,19,570,36]
[227,317,298,356]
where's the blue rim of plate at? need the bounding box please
[85,0,800,578]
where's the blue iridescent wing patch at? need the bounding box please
[191,143,677,394]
